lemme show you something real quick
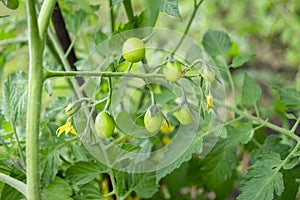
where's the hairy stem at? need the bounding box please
[0,173,28,198]
[25,0,43,199]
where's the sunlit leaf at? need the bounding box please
[203,29,232,57]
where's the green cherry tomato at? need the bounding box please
[2,0,19,10]
[94,111,115,139]
[176,106,193,125]
[144,106,164,133]
[122,37,145,63]
[163,61,182,82]
[201,66,215,82]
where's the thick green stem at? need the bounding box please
[109,0,115,32]
[123,0,134,21]
[172,0,204,55]
[25,0,43,199]
[0,173,28,198]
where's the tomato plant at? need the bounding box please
[0,0,300,200]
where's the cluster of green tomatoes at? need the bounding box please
[67,37,215,139]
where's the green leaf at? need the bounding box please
[0,183,23,200]
[277,87,300,111]
[232,54,255,68]
[199,125,251,191]
[156,136,203,181]
[66,9,89,35]
[94,29,108,45]
[241,73,262,106]
[74,184,103,200]
[277,168,300,200]
[40,143,61,187]
[202,29,232,57]
[283,147,300,170]
[159,0,181,17]
[237,152,284,200]
[44,79,53,96]
[1,72,28,125]
[116,171,158,199]
[42,177,73,200]
[65,161,105,185]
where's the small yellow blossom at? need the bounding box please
[162,136,172,145]
[160,121,175,134]
[206,92,213,111]
[56,121,78,137]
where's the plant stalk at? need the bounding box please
[172,0,204,55]
[0,173,28,198]
[25,0,43,199]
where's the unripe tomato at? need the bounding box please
[201,66,215,82]
[122,37,145,63]
[163,61,182,82]
[94,111,115,139]
[144,106,163,133]
[176,106,193,125]
[2,0,19,10]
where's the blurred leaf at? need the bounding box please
[277,87,300,111]
[42,177,73,200]
[112,0,123,5]
[202,29,232,57]
[277,168,300,200]
[65,161,105,185]
[40,142,62,187]
[159,0,181,17]
[0,183,23,200]
[74,184,103,200]
[237,152,284,200]
[1,71,28,125]
[156,136,203,181]
[139,0,161,27]
[94,29,108,45]
[116,171,158,198]
[43,97,68,120]
[232,54,255,68]
[66,9,89,35]
[199,124,252,191]
[44,79,53,96]
[241,73,262,106]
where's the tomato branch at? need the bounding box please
[172,0,204,55]
[0,173,28,198]
[215,99,300,142]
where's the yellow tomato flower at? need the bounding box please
[56,121,78,137]
[162,136,172,145]
[206,92,213,111]
[160,121,175,134]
